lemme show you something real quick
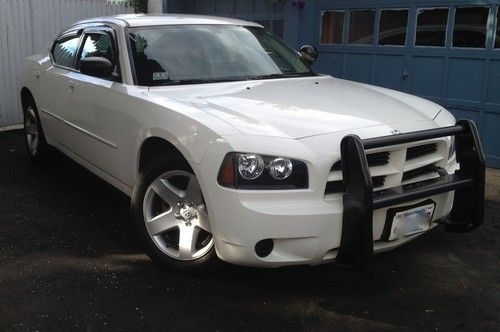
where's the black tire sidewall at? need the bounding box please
[131,156,218,272]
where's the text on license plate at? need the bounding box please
[388,203,435,241]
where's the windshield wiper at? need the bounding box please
[155,78,244,86]
[247,73,285,80]
[247,72,314,80]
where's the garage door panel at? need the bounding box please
[216,0,234,14]
[447,108,480,123]
[345,53,372,84]
[446,58,484,102]
[374,54,404,90]
[235,0,253,13]
[317,52,343,77]
[486,60,500,105]
[409,56,444,99]
[483,112,500,168]
[196,0,215,14]
[255,0,273,14]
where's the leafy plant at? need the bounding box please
[127,0,148,13]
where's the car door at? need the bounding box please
[64,27,128,183]
[40,30,83,145]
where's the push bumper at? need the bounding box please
[336,119,485,265]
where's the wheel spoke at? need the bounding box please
[184,176,202,203]
[178,225,199,259]
[146,212,178,236]
[196,205,211,232]
[151,177,183,205]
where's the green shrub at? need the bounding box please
[128,0,148,13]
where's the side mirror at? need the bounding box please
[80,57,113,78]
[299,45,318,64]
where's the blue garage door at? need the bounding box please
[170,0,285,38]
[313,0,500,168]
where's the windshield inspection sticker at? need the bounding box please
[153,72,169,80]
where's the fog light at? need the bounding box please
[237,154,265,180]
[255,239,274,257]
[269,158,293,180]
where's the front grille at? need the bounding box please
[406,143,437,160]
[325,140,446,197]
[372,175,386,187]
[402,164,437,182]
[331,151,390,171]
[325,175,387,195]
[367,152,391,167]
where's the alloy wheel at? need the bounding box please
[142,170,213,261]
[24,106,39,156]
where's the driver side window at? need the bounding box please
[78,32,119,80]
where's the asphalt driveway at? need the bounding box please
[0,130,499,331]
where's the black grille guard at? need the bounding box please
[335,119,485,266]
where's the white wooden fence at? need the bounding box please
[0,0,134,128]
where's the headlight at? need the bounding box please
[237,154,265,180]
[269,157,293,180]
[218,153,308,189]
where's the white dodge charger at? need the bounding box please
[20,15,485,271]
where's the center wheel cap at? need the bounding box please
[175,202,198,225]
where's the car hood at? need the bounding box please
[146,76,442,139]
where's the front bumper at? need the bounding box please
[196,120,484,267]
[336,119,485,265]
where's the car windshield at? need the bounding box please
[128,25,314,86]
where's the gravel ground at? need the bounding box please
[0,130,499,331]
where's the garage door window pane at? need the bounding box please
[379,9,409,46]
[321,11,345,44]
[496,9,500,48]
[349,9,375,45]
[453,7,490,48]
[415,8,448,47]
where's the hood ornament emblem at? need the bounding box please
[390,129,402,135]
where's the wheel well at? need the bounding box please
[138,137,188,174]
[20,88,33,109]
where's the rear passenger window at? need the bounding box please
[415,8,449,47]
[453,7,490,48]
[349,9,375,45]
[52,36,80,68]
[321,11,345,44]
[378,9,409,46]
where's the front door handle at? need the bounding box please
[68,81,76,92]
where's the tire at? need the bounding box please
[131,155,218,272]
[23,96,49,164]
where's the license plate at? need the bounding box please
[384,202,436,241]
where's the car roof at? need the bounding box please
[75,14,262,28]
